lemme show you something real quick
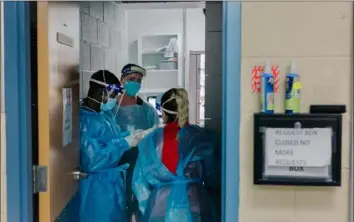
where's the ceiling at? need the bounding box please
[117,1,205,9]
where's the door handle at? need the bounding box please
[70,170,88,181]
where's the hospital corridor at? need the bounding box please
[0,1,354,222]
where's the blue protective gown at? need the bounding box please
[113,100,160,132]
[133,125,217,222]
[79,107,130,222]
[112,99,160,222]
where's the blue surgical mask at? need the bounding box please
[100,98,117,111]
[124,81,141,97]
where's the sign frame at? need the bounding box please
[253,113,342,186]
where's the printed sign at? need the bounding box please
[63,88,73,147]
[263,165,331,179]
[263,128,332,178]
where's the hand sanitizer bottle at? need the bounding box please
[285,60,301,114]
[260,60,274,114]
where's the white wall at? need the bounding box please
[79,2,128,98]
[127,9,184,48]
[186,8,205,52]
[125,6,205,93]
[185,8,205,91]
[239,2,352,222]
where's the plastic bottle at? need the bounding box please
[260,60,274,114]
[285,60,301,114]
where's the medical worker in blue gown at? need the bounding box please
[79,70,151,222]
[112,63,160,221]
[133,88,218,222]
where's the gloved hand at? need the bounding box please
[105,131,132,148]
[139,126,157,138]
[123,126,158,148]
[124,130,143,148]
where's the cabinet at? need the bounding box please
[129,34,182,94]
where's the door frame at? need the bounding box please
[221,2,241,222]
[350,3,354,222]
[188,50,205,125]
[5,1,243,222]
[4,1,33,222]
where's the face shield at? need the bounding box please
[89,78,124,98]
[86,74,124,112]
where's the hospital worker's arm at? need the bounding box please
[81,133,130,172]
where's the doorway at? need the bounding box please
[4,1,242,222]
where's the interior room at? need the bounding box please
[78,0,222,220]
[4,1,354,222]
[2,1,228,221]
[79,1,207,125]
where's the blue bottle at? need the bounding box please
[260,61,274,114]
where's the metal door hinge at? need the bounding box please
[33,165,48,194]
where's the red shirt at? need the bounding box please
[161,122,180,174]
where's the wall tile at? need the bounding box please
[116,50,128,76]
[81,71,93,98]
[115,5,125,29]
[80,41,90,71]
[89,2,103,21]
[104,2,115,26]
[105,49,116,73]
[110,28,121,49]
[80,5,127,98]
[81,13,97,44]
[90,45,105,71]
[79,2,89,14]
[98,22,110,48]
